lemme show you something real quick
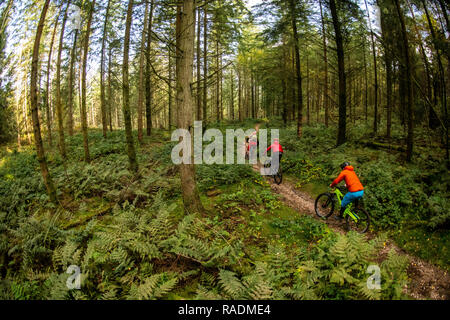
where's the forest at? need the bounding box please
[0,0,449,300]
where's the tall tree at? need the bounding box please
[100,0,112,138]
[145,0,155,136]
[196,5,202,121]
[44,7,60,146]
[319,0,329,127]
[176,0,204,214]
[123,0,138,172]
[137,0,149,142]
[378,0,393,139]
[364,0,378,134]
[330,0,347,146]
[67,26,78,136]
[81,0,96,163]
[394,0,413,162]
[202,4,208,122]
[55,0,71,160]
[288,0,303,137]
[30,0,57,203]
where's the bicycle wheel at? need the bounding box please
[274,172,282,185]
[346,207,370,233]
[314,193,335,218]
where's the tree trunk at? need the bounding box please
[55,1,70,160]
[137,1,149,142]
[238,67,242,121]
[289,0,303,137]
[145,0,155,136]
[123,0,138,172]
[395,0,414,162]
[108,45,113,131]
[363,41,368,123]
[319,0,329,127]
[330,0,347,146]
[196,5,202,121]
[202,4,208,122]
[81,0,95,163]
[67,29,78,136]
[306,51,310,125]
[45,8,60,146]
[216,39,220,121]
[230,68,234,120]
[379,1,393,139]
[176,0,204,214]
[168,46,173,129]
[364,0,378,134]
[30,0,57,203]
[422,0,448,163]
[100,0,111,138]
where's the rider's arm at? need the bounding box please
[330,171,345,188]
[264,145,272,155]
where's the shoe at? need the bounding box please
[334,206,345,221]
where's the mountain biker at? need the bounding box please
[329,162,364,220]
[264,138,284,174]
[247,131,258,159]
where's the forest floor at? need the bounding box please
[251,163,450,300]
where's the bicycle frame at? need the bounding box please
[333,188,359,222]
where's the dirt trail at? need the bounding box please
[253,164,450,300]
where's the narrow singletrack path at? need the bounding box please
[252,163,450,300]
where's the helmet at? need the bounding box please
[273,138,279,142]
[340,162,350,170]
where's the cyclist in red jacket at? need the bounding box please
[264,138,284,174]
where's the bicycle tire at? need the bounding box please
[274,172,282,185]
[314,193,335,218]
[346,207,371,234]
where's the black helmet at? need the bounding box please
[340,162,350,170]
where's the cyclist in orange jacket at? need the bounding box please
[330,162,364,220]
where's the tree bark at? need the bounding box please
[196,5,202,121]
[422,0,448,162]
[30,0,57,203]
[100,0,111,138]
[379,1,392,139]
[176,0,204,214]
[81,0,95,163]
[238,67,242,121]
[202,4,208,122]
[145,0,155,136]
[108,45,113,131]
[319,0,329,127]
[55,1,70,159]
[230,68,234,120]
[395,0,414,162]
[330,0,347,146]
[364,0,378,134]
[137,1,149,142]
[123,0,138,172]
[67,28,78,136]
[289,0,303,137]
[44,8,60,146]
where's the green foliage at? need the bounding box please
[293,232,409,300]
[0,126,431,300]
[196,164,256,191]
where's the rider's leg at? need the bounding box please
[272,152,280,175]
[339,190,364,217]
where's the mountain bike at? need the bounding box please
[263,158,282,185]
[314,186,370,233]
